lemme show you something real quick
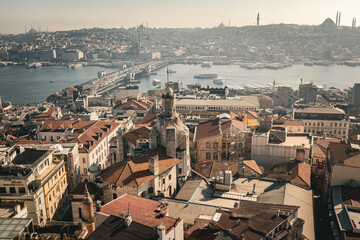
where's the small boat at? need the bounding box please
[26,62,41,69]
[152,79,161,86]
[194,74,218,79]
[49,80,55,83]
[213,78,224,84]
[168,69,176,73]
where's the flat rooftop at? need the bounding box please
[294,106,345,115]
[12,149,50,165]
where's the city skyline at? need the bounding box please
[1,0,360,34]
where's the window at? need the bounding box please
[334,130,337,134]
[317,122,319,126]
[84,168,88,175]
[162,178,165,185]
[38,198,41,205]
[19,187,25,194]
[213,142,219,149]
[10,187,16,194]
[113,193,117,200]
[335,123,337,127]
[222,142,227,149]
[206,142,211,149]
[169,174,171,180]
[213,153,218,160]
[222,153,227,160]
[0,187,6,194]
[206,152,211,160]
[178,168,182,174]
[321,123,324,126]
[78,208,82,219]
[339,123,342,127]
[304,122,307,126]
[344,123,347,127]
[148,187,154,194]
[82,158,86,163]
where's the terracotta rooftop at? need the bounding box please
[115,98,149,111]
[100,147,181,187]
[209,201,299,240]
[243,160,264,175]
[124,126,151,145]
[87,215,158,240]
[329,142,360,167]
[99,193,179,234]
[136,114,157,128]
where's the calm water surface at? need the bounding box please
[1,64,360,104]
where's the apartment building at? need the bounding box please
[37,120,121,180]
[293,106,349,138]
[0,147,68,226]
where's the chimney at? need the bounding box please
[224,170,232,185]
[157,223,166,240]
[95,200,102,212]
[149,155,159,175]
[238,161,245,176]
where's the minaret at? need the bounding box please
[82,184,96,237]
[257,13,260,27]
[336,12,339,26]
[338,12,341,26]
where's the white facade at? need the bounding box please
[251,131,312,169]
[62,50,84,61]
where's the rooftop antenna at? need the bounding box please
[167,68,169,83]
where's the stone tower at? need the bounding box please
[82,184,96,237]
[149,84,191,183]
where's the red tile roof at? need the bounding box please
[136,114,157,128]
[100,147,181,186]
[115,99,149,111]
[100,193,179,234]
[124,126,151,145]
[243,160,263,175]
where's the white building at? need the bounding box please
[62,49,84,62]
[251,127,312,169]
[37,120,121,181]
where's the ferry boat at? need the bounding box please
[194,73,218,79]
[26,62,42,69]
[213,78,224,84]
[201,61,213,68]
[152,79,161,85]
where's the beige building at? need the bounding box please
[0,147,68,226]
[293,106,349,138]
[175,96,260,112]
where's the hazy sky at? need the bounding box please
[0,0,359,34]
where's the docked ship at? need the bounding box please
[213,78,224,84]
[152,79,161,86]
[68,63,83,69]
[194,73,218,79]
[201,61,213,68]
[26,62,42,69]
